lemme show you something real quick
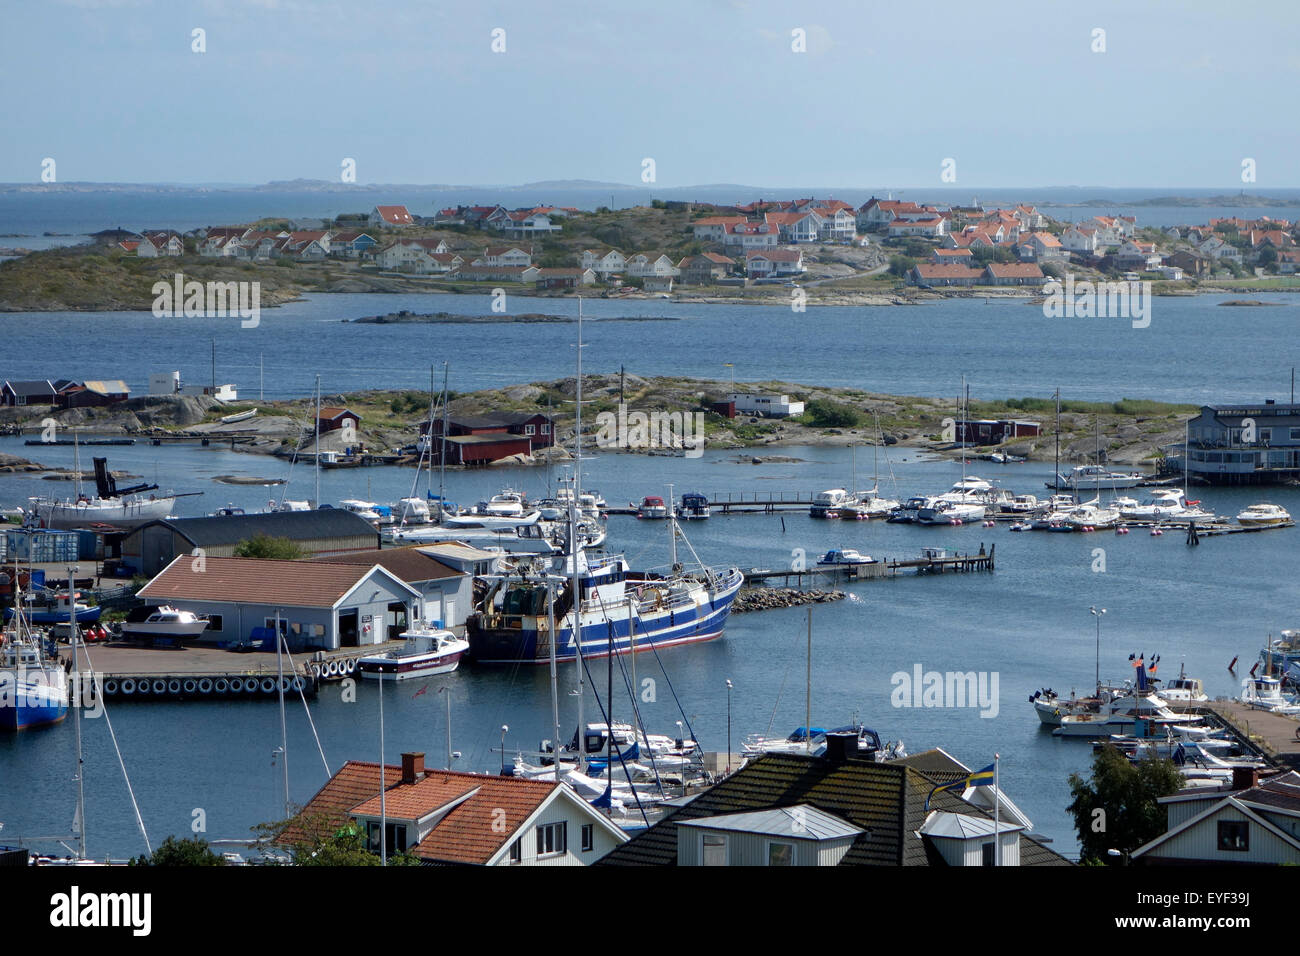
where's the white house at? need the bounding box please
[692,216,748,242]
[722,221,780,251]
[579,249,627,275]
[728,392,805,417]
[765,211,823,244]
[284,753,629,866]
[474,246,533,268]
[746,249,805,277]
[888,217,947,238]
[1061,225,1100,254]
[625,253,679,278]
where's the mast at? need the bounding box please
[439,363,449,516]
[1054,388,1061,493]
[73,429,81,500]
[571,299,586,772]
[276,609,289,820]
[667,482,677,569]
[805,605,813,754]
[547,577,561,782]
[314,375,321,509]
[378,666,386,865]
[69,565,85,860]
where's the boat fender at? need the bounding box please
[167,678,182,694]
[183,679,198,695]
[260,677,276,693]
[152,679,168,695]
[121,678,136,695]
[227,677,243,693]
[345,658,357,675]
[103,678,119,695]
[198,678,213,694]
[215,678,230,694]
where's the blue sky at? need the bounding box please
[2,0,1297,188]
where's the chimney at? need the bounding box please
[1231,767,1259,791]
[401,752,425,785]
[824,731,859,764]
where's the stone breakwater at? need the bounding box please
[732,587,845,613]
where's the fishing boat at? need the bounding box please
[356,625,469,680]
[4,588,102,625]
[637,496,669,519]
[1260,630,1300,671]
[27,455,181,530]
[1161,663,1208,703]
[0,589,69,732]
[676,493,710,520]
[1236,503,1291,527]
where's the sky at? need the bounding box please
[1,0,1298,188]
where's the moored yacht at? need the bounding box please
[121,605,210,641]
[1047,464,1146,491]
[637,496,669,519]
[810,488,850,518]
[1236,503,1291,527]
[1118,489,1215,523]
[356,625,469,680]
[917,497,986,525]
[1064,498,1122,531]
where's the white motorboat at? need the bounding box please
[636,496,669,519]
[888,496,930,523]
[810,488,850,518]
[393,497,432,525]
[443,510,542,530]
[356,625,469,680]
[121,605,210,641]
[1239,675,1300,714]
[1118,489,1214,523]
[676,493,711,520]
[1236,503,1291,527]
[1002,494,1040,514]
[1048,465,1146,491]
[917,497,986,525]
[1161,663,1208,703]
[339,499,383,522]
[816,549,876,566]
[479,490,527,517]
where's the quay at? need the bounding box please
[53,640,412,701]
[1202,701,1300,772]
[743,545,994,585]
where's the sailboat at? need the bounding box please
[28,449,181,530]
[839,423,899,519]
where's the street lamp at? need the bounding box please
[1090,607,1107,694]
[725,680,733,774]
[500,724,509,774]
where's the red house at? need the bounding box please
[419,412,554,466]
[317,407,361,433]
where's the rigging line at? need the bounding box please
[645,635,702,765]
[764,646,799,740]
[74,642,152,856]
[591,589,665,797]
[577,642,651,828]
[294,675,331,779]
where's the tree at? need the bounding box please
[130,835,226,866]
[233,533,304,560]
[1066,745,1184,864]
[800,399,864,429]
[258,813,418,866]
[887,255,915,278]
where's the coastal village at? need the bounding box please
[3,190,1300,871]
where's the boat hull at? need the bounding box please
[0,668,69,731]
[469,572,742,665]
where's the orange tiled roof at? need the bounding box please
[350,774,481,820]
[138,557,387,608]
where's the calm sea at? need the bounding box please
[0,434,1296,861]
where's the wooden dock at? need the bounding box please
[54,640,409,702]
[1203,701,1300,772]
[743,545,995,585]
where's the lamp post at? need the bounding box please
[1090,606,1107,694]
[500,724,509,774]
[725,680,733,774]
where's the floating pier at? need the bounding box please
[1201,701,1300,772]
[743,545,995,586]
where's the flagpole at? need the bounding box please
[994,753,1001,867]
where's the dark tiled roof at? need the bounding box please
[136,509,381,548]
[138,557,401,608]
[310,545,464,583]
[596,752,1071,867]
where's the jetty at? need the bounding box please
[742,545,995,586]
[1201,700,1300,772]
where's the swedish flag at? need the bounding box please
[925,763,996,810]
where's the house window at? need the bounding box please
[536,821,567,856]
[581,824,594,853]
[702,834,727,866]
[1290,427,1300,442]
[509,838,522,863]
[767,842,794,866]
[524,424,535,436]
[1218,820,1249,852]
[541,423,550,435]
[366,822,407,855]
[982,842,996,866]
[1258,428,1271,444]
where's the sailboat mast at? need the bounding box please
[547,578,560,783]
[1054,388,1061,493]
[572,300,586,772]
[805,605,812,755]
[314,375,321,509]
[439,363,449,515]
[70,567,85,860]
[667,482,677,569]
[276,609,289,820]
